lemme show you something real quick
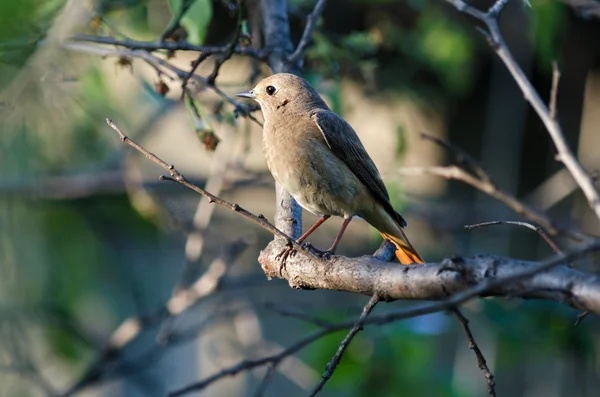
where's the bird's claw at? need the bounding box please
[275,241,297,276]
[303,242,334,260]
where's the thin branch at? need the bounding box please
[72,34,265,59]
[420,132,492,184]
[464,221,567,260]
[161,0,196,41]
[206,3,242,86]
[575,310,590,326]
[309,295,379,396]
[63,42,262,125]
[168,326,341,397]
[444,0,600,222]
[287,0,329,67]
[252,364,278,397]
[265,302,332,328]
[549,61,560,119]
[453,309,496,397]
[104,119,318,261]
[396,166,587,241]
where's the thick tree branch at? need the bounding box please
[258,0,302,238]
[259,239,600,314]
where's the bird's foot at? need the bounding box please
[303,242,334,260]
[275,241,297,276]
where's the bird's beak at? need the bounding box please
[235,90,256,99]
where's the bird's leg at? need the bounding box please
[276,215,331,273]
[311,216,353,259]
[298,215,331,244]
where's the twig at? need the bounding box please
[420,132,492,184]
[549,61,560,119]
[453,309,496,397]
[104,119,318,261]
[287,0,329,67]
[396,166,586,241]
[72,34,264,59]
[168,326,341,397]
[265,302,332,328]
[63,42,262,125]
[309,295,379,396]
[180,2,243,93]
[575,310,590,326]
[252,363,278,397]
[206,3,242,86]
[445,0,600,222]
[180,53,211,96]
[464,221,567,262]
[161,0,196,41]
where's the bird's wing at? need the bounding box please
[311,109,407,227]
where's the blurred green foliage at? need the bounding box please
[0,0,64,85]
[167,0,212,44]
[529,0,566,70]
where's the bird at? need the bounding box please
[236,73,423,265]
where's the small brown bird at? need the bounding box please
[236,73,423,264]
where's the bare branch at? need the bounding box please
[310,295,379,396]
[63,41,263,126]
[259,239,600,314]
[465,221,567,261]
[549,61,560,119]
[444,0,600,221]
[168,326,338,397]
[420,132,492,184]
[252,364,278,397]
[453,309,496,397]
[265,302,332,328]
[206,4,243,86]
[72,34,265,59]
[104,119,318,260]
[396,166,587,241]
[288,0,329,68]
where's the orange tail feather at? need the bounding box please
[380,229,424,265]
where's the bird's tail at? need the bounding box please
[380,228,424,265]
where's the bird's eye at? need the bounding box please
[265,85,276,96]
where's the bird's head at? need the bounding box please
[236,73,328,118]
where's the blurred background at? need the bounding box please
[1,0,600,396]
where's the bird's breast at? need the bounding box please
[262,118,366,217]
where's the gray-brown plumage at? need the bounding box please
[236,73,422,264]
